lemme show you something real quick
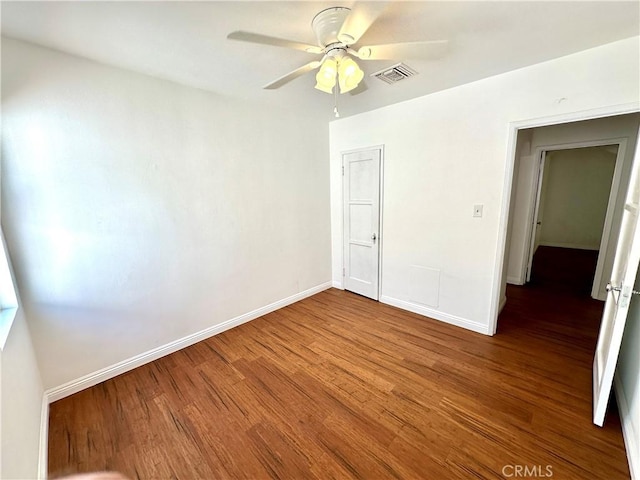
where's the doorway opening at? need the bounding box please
[499,113,640,313]
[494,112,640,428]
[526,145,619,298]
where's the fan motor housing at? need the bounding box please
[311,6,351,47]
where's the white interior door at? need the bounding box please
[343,148,381,300]
[526,152,546,282]
[593,128,640,426]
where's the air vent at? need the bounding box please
[371,63,418,84]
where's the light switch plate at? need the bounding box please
[473,204,483,218]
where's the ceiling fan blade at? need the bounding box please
[337,2,389,46]
[227,31,323,54]
[356,40,449,60]
[263,61,322,90]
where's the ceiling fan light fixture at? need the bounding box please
[228,4,449,98]
[338,56,364,94]
[315,57,338,93]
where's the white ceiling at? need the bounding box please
[2,1,639,119]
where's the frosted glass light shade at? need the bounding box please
[315,57,337,94]
[338,57,364,93]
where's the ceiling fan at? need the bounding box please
[227,3,447,95]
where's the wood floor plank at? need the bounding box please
[49,249,631,479]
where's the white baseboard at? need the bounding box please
[615,376,639,480]
[506,275,524,285]
[332,280,344,289]
[45,282,332,403]
[379,295,490,335]
[38,395,49,479]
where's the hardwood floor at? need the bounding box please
[49,265,629,478]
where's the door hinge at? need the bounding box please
[343,268,345,277]
[607,283,640,308]
[606,283,640,295]
[342,165,344,176]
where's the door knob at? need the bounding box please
[372,233,377,243]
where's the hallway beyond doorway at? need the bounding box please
[528,246,600,297]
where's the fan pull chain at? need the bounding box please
[333,85,340,118]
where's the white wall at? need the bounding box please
[537,147,616,250]
[507,114,640,290]
[1,38,332,391]
[330,37,640,334]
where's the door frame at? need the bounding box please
[489,102,640,335]
[522,138,627,298]
[341,145,385,300]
